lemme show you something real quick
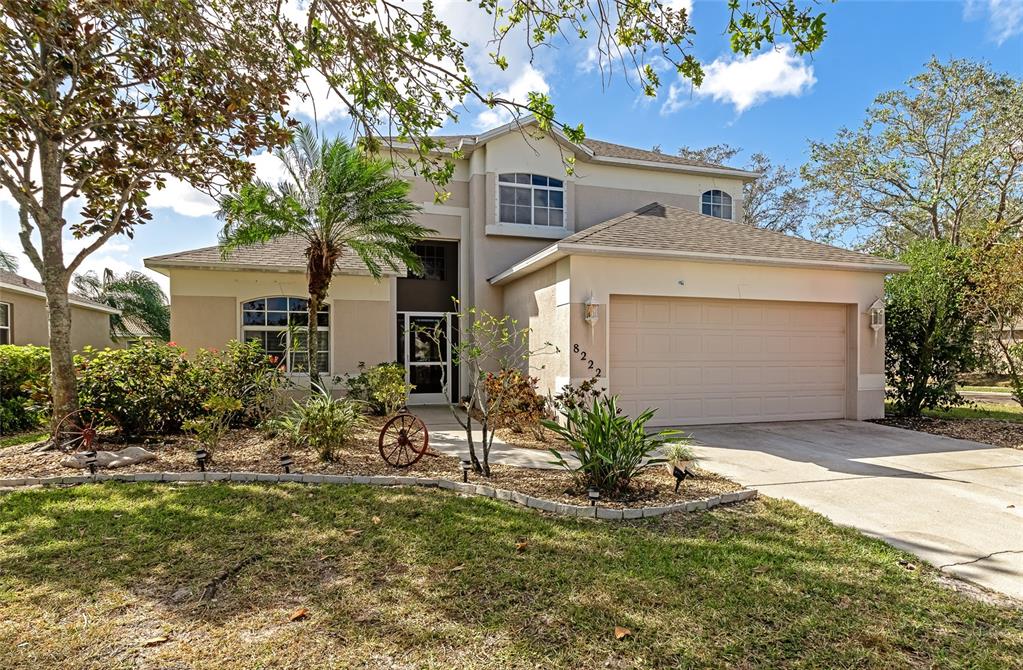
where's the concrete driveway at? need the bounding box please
[685,420,1023,600]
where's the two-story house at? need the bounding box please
[145,118,904,425]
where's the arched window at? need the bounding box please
[498,173,565,227]
[701,190,733,220]
[241,297,329,374]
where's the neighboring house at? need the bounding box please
[145,118,906,425]
[0,270,119,350]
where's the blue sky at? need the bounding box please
[1,0,1020,293]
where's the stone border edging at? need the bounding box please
[0,472,758,520]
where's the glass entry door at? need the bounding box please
[398,312,452,404]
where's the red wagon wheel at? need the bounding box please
[52,408,120,453]
[378,411,430,468]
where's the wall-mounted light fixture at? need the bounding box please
[869,298,885,344]
[584,297,599,327]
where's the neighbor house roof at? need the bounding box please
[144,235,403,276]
[0,270,120,314]
[489,203,909,285]
[386,116,760,181]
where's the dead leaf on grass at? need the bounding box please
[372,516,381,525]
[752,565,769,574]
[898,560,917,571]
[289,607,310,622]
[614,626,631,640]
[140,636,169,647]
[344,528,362,536]
[515,540,529,552]
[449,564,465,573]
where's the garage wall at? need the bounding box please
[561,255,888,421]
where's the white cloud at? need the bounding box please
[474,65,550,129]
[250,150,289,185]
[965,0,1023,44]
[291,67,351,123]
[662,44,815,114]
[146,177,219,218]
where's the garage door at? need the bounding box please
[609,296,848,426]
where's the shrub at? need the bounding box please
[484,368,549,438]
[341,362,413,415]
[187,340,286,424]
[551,374,604,414]
[267,385,365,461]
[885,240,978,416]
[663,441,697,466]
[0,345,50,433]
[543,395,680,495]
[182,395,243,460]
[75,342,196,435]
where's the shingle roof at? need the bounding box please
[562,203,904,269]
[490,203,907,284]
[0,270,119,313]
[395,134,744,173]
[144,235,401,275]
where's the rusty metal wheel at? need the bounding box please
[52,408,120,453]
[378,411,430,468]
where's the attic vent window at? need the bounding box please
[498,173,564,227]
[701,190,732,220]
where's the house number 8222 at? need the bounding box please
[572,344,602,376]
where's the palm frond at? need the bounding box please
[0,249,18,272]
[72,269,170,341]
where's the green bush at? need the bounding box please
[543,395,680,495]
[75,340,284,435]
[483,368,549,438]
[0,345,50,433]
[885,240,979,416]
[341,362,413,415]
[265,385,365,461]
[183,394,244,460]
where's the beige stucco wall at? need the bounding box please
[1,289,116,350]
[501,259,571,394]
[164,268,394,379]
[531,255,887,420]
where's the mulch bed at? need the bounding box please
[872,416,1023,450]
[0,417,740,509]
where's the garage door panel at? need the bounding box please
[610,296,848,425]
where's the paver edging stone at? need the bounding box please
[0,472,756,520]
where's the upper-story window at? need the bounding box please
[498,173,564,227]
[701,190,733,220]
[408,243,446,281]
[241,297,329,374]
[0,302,10,344]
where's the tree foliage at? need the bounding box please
[72,269,171,341]
[0,0,301,421]
[884,240,978,416]
[677,144,809,234]
[802,59,1023,252]
[966,224,1023,406]
[219,125,429,387]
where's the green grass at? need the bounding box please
[0,431,46,449]
[922,403,1023,423]
[0,484,1019,669]
[959,385,1014,394]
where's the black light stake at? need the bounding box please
[672,465,689,493]
[195,448,208,472]
[85,451,98,476]
[587,487,600,507]
[460,459,471,483]
[280,454,293,474]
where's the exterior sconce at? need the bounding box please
[584,298,599,327]
[869,298,885,344]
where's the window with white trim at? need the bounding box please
[241,297,329,374]
[701,189,733,220]
[498,173,565,227]
[0,302,9,344]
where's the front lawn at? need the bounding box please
[0,484,1019,669]
[922,402,1023,423]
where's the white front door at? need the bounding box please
[399,312,452,405]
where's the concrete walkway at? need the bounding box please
[412,405,575,469]
[684,420,1023,600]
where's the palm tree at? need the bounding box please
[219,125,429,386]
[72,269,171,341]
[0,249,18,272]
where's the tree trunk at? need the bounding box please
[43,267,77,428]
[307,294,322,389]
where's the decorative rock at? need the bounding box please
[278,473,303,483]
[394,477,418,486]
[134,472,164,482]
[494,488,513,501]
[204,472,230,482]
[61,447,156,470]
[475,485,496,498]
[352,475,372,485]
[705,495,721,508]
[301,474,326,484]
[642,506,671,518]
[368,476,396,486]
[323,475,353,485]
[0,478,25,487]
[511,490,530,506]
[526,497,556,512]
[173,472,204,482]
[437,479,458,490]
[228,472,257,482]
[255,473,279,482]
[622,508,644,520]
[416,478,439,487]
